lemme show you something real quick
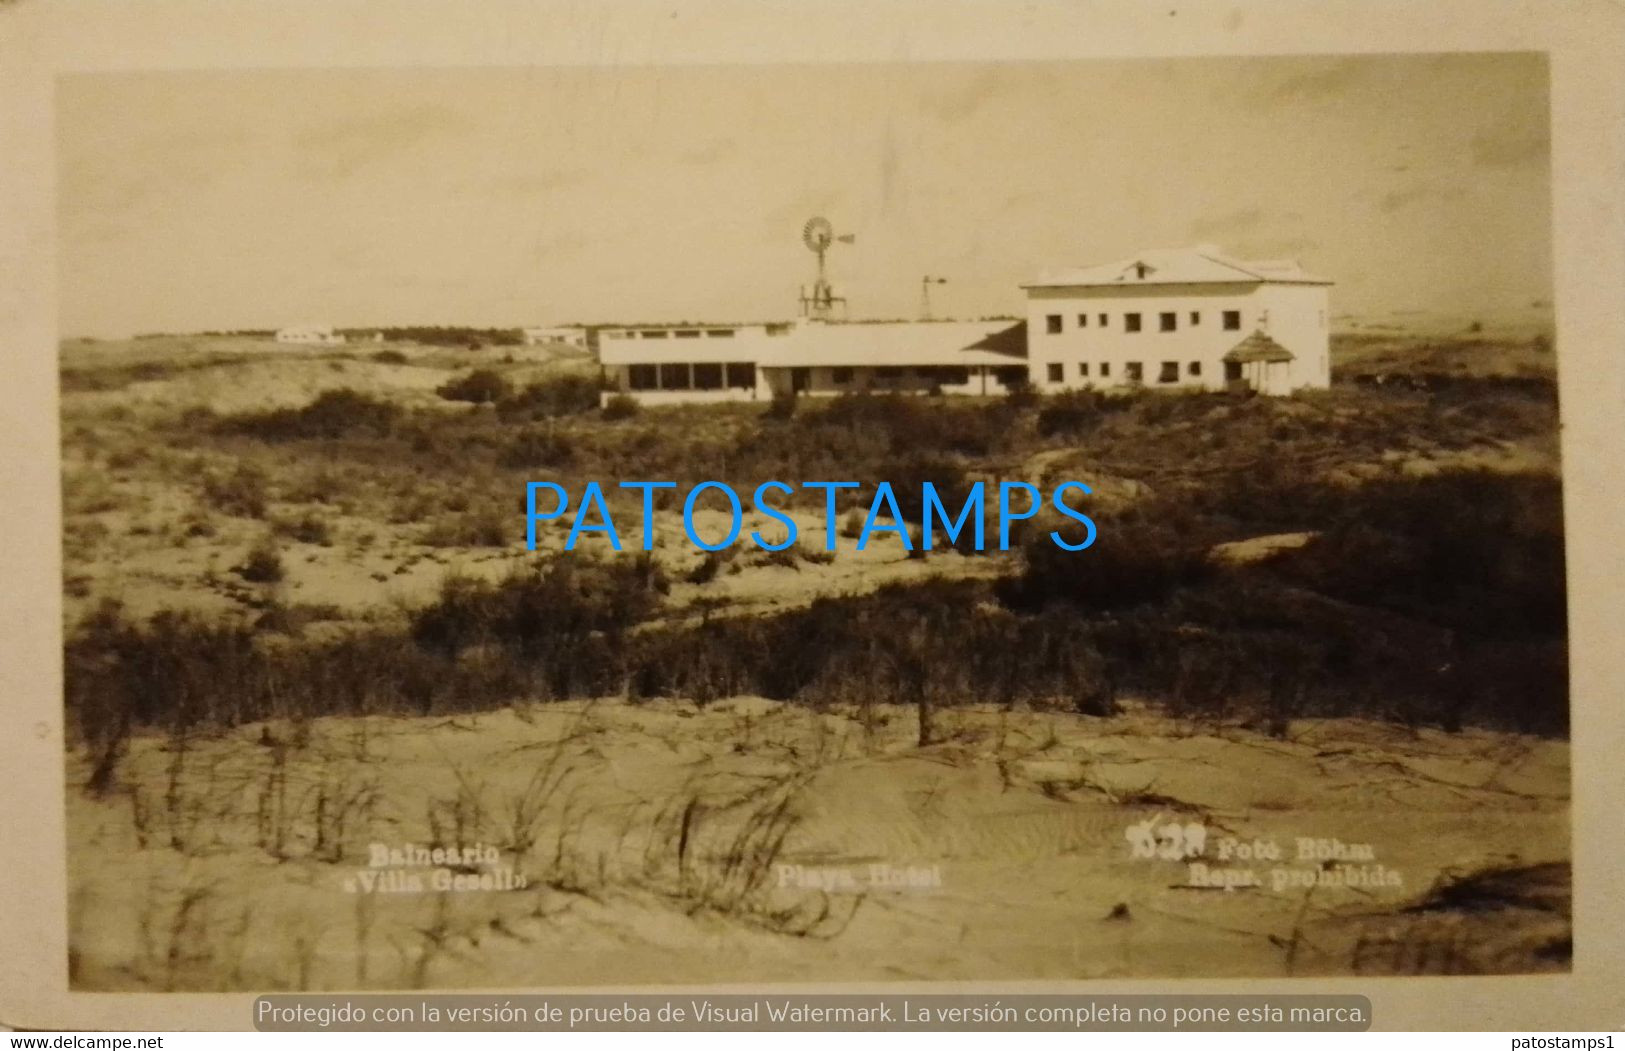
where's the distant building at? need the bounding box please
[523,326,588,349]
[275,324,346,346]
[1022,245,1332,396]
[596,319,1028,405]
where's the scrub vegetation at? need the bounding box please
[58,328,1569,987]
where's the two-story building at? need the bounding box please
[1021,245,1332,396]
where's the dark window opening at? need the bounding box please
[725,362,756,389]
[706,329,735,338]
[627,364,657,391]
[692,362,723,390]
[1046,363,1063,383]
[930,366,969,385]
[831,367,854,384]
[1077,314,1089,328]
[1158,361,1179,383]
[1079,362,1090,377]
[1099,314,1108,326]
[877,366,903,379]
[1223,310,1241,331]
[1125,362,1143,382]
[1125,313,1142,333]
[1100,362,1111,377]
[1190,311,1201,325]
[994,366,1027,386]
[1046,314,1063,334]
[641,329,669,339]
[657,363,691,390]
[1224,361,1243,381]
[1188,361,1202,377]
[675,330,701,339]
[1160,312,1176,332]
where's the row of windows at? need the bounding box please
[626,362,756,391]
[1045,310,1242,335]
[1044,360,1216,384]
[605,328,738,340]
[605,324,793,340]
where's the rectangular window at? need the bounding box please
[877,366,903,379]
[1099,313,1108,326]
[1190,311,1200,325]
[831,366,853,384]
[1188,361,1202,377]
[1125,362,1143,382]
[627,364,657,390]
[1100,362,1111,377]
[1046,314,1063,334]
[1158,361,1179,383]
[1077,314,1089,328]
[706,328,735,338]
[1223,310,1241,331]
[765,323,791,336]
[932,366,969,385]
[1125,313,1142,333]
[675,330,701,339]
[692,362,723,390]
[1078,362,1090,377]
[1160,312,1177,332]
[657,362,691,390]
[725,362,755,388]
[995,365,1027,386]
[1046,362,1063,383]
[641,329,669,339]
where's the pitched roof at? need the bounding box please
[771,319,1028,367]
[1023,245,1332,289]
[1222,330,1296,364]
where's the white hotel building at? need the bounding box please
[1023,245,1333,397]
[597,245,1331,404]
[596,319,1030,404]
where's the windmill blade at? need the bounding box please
[836,234,856,244]
[802,216,834,251]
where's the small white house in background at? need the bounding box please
[523,325,588,349]
[275,324,346,346]
[596,318,1029,405]
[1022,245,1332,396]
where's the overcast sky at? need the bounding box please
[57,53,1550,337]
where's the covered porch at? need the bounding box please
[1223,330,1297,396]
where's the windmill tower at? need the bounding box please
[799,216,854,320]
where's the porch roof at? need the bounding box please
[1223,330,1296,364]
[765,319,1028,369]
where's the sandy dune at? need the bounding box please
[67,698,1568,990]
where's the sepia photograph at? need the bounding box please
[51,50,1571,994]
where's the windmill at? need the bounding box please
[799,216,854,320]
[919,275,947,321]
